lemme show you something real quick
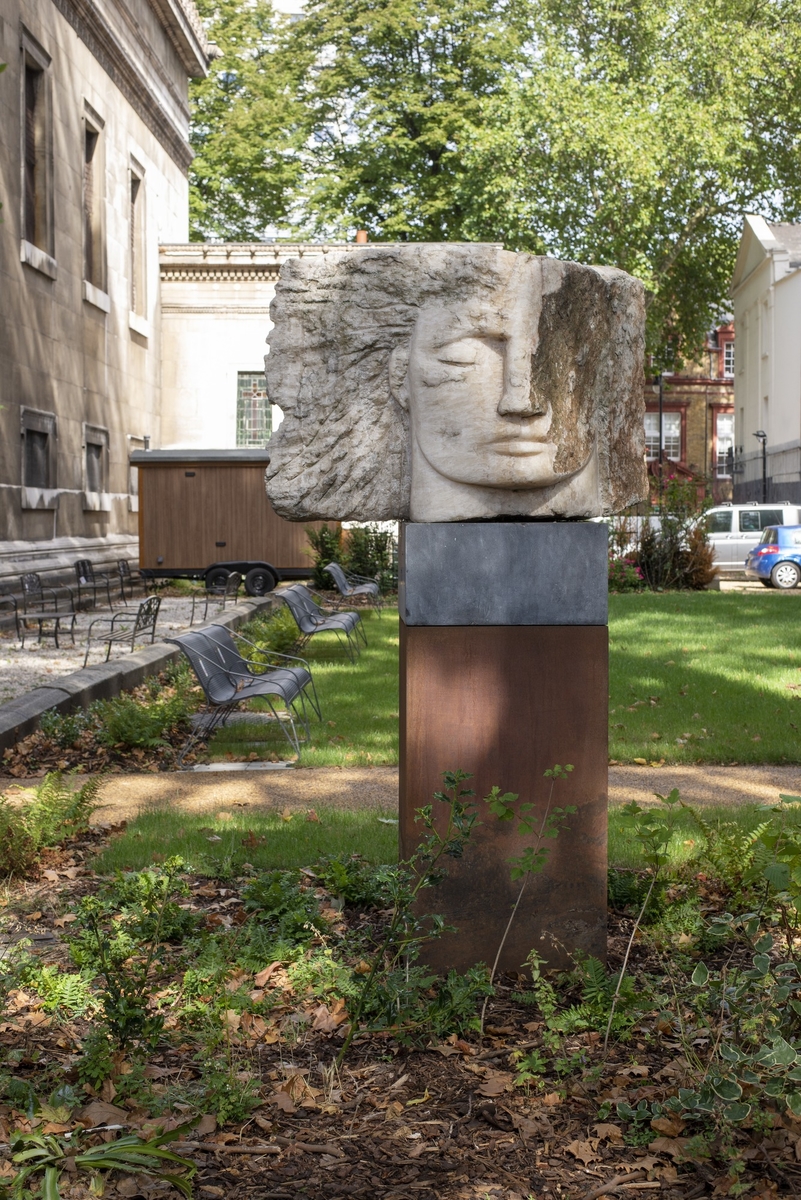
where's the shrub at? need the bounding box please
[344,523,397,592]
[248,605,300,656]
[305,524,345,589]
[608,557,643,592]
[94,689,194,749]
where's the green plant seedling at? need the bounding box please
[7,1123,196,1199]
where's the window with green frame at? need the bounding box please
[236,372,271,447]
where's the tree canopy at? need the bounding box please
[189,0,801,359]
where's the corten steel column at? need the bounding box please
[399,521,609,975]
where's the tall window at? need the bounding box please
[715,412,734,478]
[723,342,735,377]
[20,31,53,264]
[644,412,682,461]
[236,373,271,447]
[83,108,105,291]
[20,409,57,490]
[83,424,109,495]
[129,166,146,315]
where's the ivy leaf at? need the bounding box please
[691,962,709,987]
[722,1102,751,1123]
[787,1092,801,1117]
[711,1078,742,1101]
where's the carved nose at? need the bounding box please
[497,346,544,417]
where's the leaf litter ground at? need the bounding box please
[1,825,800,1200]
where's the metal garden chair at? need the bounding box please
[13,573,76,648]
[118,559,148,602]
[190,571,242,626]
[166,624,320,760]
[83,595,161,666]
[74,559,114,609]
[324,562,383,616]
[279,584,366,663]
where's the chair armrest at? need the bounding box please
[223,629,312,672]
[347,572,379,585]
[86,615,117,635]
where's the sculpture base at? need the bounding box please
[398,522,608,974]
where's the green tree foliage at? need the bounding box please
[188,0,301,240]
[289,0,532,240]
[189,0,801,356]
[459,0,801,359]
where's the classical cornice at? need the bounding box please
[145,0,210,78]
[50,0,196,173]
[158,243,348,280]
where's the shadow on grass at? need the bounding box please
[609,592,801,764]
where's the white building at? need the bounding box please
[730,215,801,502]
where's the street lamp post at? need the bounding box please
[754,430,767,503]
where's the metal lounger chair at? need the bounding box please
[118,559,148,602]
[166,624,320,760]
[279,584,366,663]
[324,562,383,616]
[14,573,77,648]
[83,595,161,666]
[190,571,242,626]
[74,559,114,610]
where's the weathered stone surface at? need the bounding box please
[265,244,647,522]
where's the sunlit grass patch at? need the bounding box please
[205,608,400,767]
[608,801,771,871]
[609,591,801,764]
[93,804,399,875]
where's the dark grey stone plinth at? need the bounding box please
[398,521,608,626]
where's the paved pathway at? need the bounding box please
[3,763,798,822]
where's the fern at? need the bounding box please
[32,967,95,1016]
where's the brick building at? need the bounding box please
[644,323,735,501]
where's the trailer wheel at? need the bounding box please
[205,566,230,591]
[244,566,277,596]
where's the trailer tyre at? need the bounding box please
[244,566,278,597]
[205,567,230,591]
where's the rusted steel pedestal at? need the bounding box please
[398,522,609,974]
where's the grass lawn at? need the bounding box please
[609,591,801,764]
[94,804,399,875]
[204,592,801,768]
[93,797,771,877]
[206,607,400,768]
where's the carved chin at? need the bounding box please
[418,443,591,492]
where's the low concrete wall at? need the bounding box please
[0,595,278,753]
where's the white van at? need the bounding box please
[707,503,801,572]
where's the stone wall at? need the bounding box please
[0,0,208,546]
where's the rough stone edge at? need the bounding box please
[0,596,278,754]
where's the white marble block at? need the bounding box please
[264,244,647,522]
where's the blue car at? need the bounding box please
[745,524,801,589]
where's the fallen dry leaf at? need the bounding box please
[195,1114,217,1136]
[53,914,77,928]
[477,1072,513,1097]
[649,1136,691,1159]
[542,1092,562,1106]
[566,1139,599,1166]
[79,1100,129,1127]
[594,1123,624,1143]
[651,1115,686,1137]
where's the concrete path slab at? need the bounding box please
[3,763,800,824]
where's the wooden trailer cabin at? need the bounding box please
[130,449,333,595]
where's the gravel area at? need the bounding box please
[1,763,796,824]
[0,595,200,705]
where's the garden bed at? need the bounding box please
[1,776,801,1198]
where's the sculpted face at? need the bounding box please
[392,257,595,499]
[264,245,648,523]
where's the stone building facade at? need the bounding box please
[0,0,209,578]
[158,243,335,450]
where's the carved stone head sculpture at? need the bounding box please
[264,245,647,521]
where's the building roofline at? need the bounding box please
[146,0,211,77]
